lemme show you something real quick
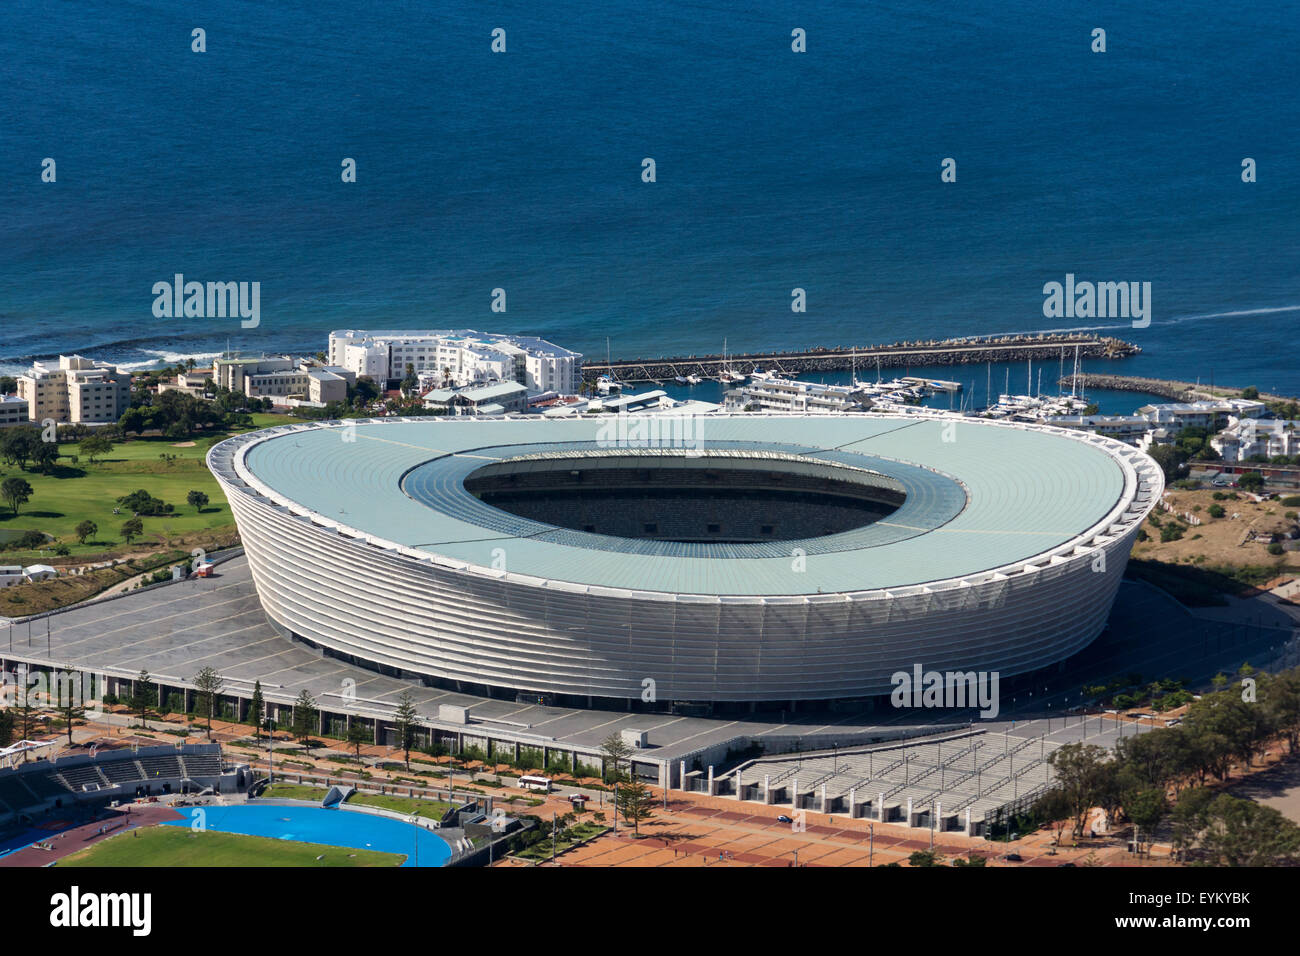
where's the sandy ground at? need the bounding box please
[1133,488,1297,568]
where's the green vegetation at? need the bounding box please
[291,688,319,744]
[193,666,225,737]
[59,827,403,867]
[509,815,608,861]
[1238,471,1265,493]
[393,689,420,770]
[1081,675,1193,712]
[2,476,33,516]
[261,782,329,801]
[345,792,453,820]
[1029,667,1300,864]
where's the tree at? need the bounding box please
[393,689,420,769]
[118,407,148,438]
[347,721,371,758]
[600,732,633,783]
[0,427,40,471]
[1238,471,1265,493]
[75,520,97,545]
[1033,786,1074,848]
[1047,742,1111,840]
[1240,386,1260,401]
[79,433,114,464]
[192,665,224,737]
[1,477,33,516]
[249,680,265,741]
[614,777,654,836]
[131,669,154,726]
[58,697,86,746]
[291,688,318,745]
[1126,787,1168,857]
[352,376,379,406]
[31,441,59,475]
[186,490,210,513]
[120,516,144,544]
[1147,444,1184,484]
[16,691,39,758]
[0,709,13,748]
[1264,671,1300,755]
[1196,793,1300,866]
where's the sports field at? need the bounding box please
[58,827,404,867]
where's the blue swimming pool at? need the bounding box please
[161,804,452,867]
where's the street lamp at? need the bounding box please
[263,716,275,784]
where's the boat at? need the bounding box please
[685,374,702,385]
[674,375,689,384]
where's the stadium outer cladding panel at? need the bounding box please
[207,414,1163,704]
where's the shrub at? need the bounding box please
[1267,543,1285,556]
[1207,504,1226,519]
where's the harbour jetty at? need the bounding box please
[1059,374,1300,406]
[583,333,1139,384]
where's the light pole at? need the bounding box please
[868,822,874,867]
[264,716,275,784]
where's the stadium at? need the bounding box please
[207,414,1163,710]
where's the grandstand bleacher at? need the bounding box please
[724,730,1063,832]
[0,744,231,821]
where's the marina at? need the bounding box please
[581,333,1140,386]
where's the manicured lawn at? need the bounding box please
[0,416,301,561]
[346,792,454,820]
[261,783,329,802]
[59,826,404,867]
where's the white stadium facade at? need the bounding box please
[208,413,1163,711]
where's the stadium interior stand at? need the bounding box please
[467,459,904,542]
[0,744,229,819]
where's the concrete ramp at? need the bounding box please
[322,784,355,809]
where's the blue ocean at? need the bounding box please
[2,0,1297,405]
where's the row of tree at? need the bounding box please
[1037,665,1300,865]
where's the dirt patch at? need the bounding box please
[169,441,197,447]
[1133,488,1298,569]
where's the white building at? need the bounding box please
[212,355,297,395]
[16,356,131,424]
[725,373,866,414]
[0,394,29,427]
[1212,418,1300,462]
[0,566,24,589]
[328,329,582,395]
[1044,414,1153,445]
[422,380,529,416]
[1135,399,1267,434]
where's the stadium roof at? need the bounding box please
[232,415,1141,596]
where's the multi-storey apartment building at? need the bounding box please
[327,329,582,395]
[16,355,132,424]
